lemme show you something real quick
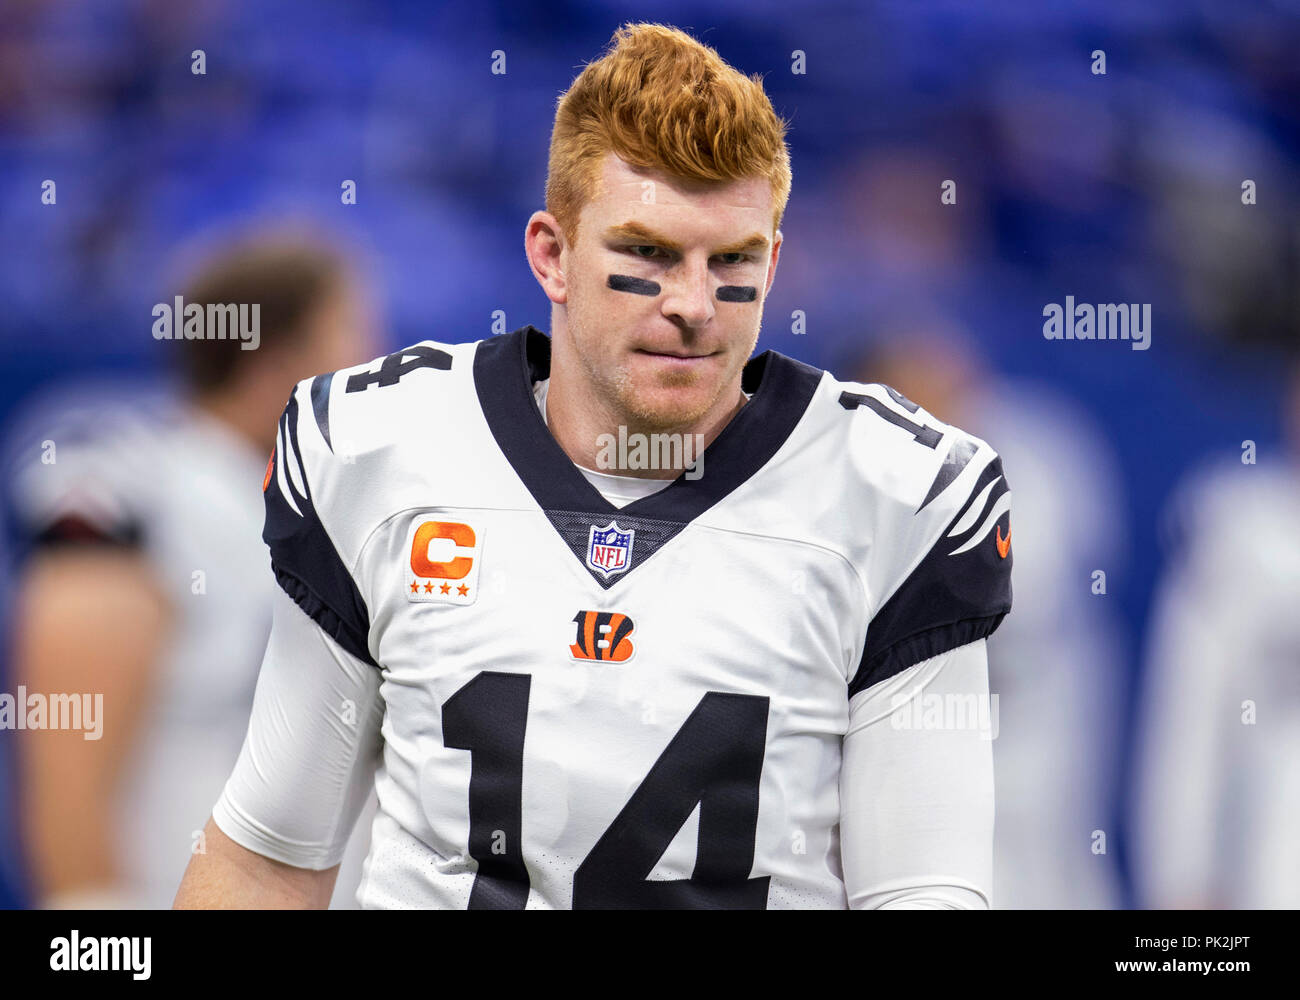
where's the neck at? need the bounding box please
[544,370,747,480]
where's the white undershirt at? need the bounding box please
[533,379,676,508]
[532,378,753,509]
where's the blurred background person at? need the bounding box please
[1133,352,1300,909]
[5,227,378,908]
[849,317,1128,909]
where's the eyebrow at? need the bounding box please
[604,221,770,256]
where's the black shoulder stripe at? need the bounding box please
[285,395,313,503]
[942,461,1010,556]
[310,372,334,453]
[851,455,1012,697]
[917,436,978,512]
[850,615,1007,698]
[272,566,375,667]
[945,455,1006,532]
[263,390,377,668]
[276,406,310,510]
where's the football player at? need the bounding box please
[175,22,1013,910]
[9,229,377,908]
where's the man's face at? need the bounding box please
[551,153,781,431]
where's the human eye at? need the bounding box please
[716,252,749,266]
[627,245,666,259]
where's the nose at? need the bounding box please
[659,256,716,330]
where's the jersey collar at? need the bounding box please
[474,326,822,587]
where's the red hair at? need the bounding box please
[546,22,792,247]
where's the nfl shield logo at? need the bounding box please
[586,521,635,579]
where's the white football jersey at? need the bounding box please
[7,384,373,909]
[234,326,1013,909]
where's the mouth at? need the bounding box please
[634,348,718,361]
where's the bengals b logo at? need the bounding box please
[570,610,635,662]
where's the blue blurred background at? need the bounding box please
[1,0,1298,908]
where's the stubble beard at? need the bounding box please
[578,334,726,434]
[569,307,761,435]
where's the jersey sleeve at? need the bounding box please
[212,584,384,869]
[214,379,385,870]
[849,450,1013,698]
[262,380,377,667]
[840,639,995,908]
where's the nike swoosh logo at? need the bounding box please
[996,524,1011,559]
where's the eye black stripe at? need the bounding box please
[717,285,757,302]
[917,436,978,512]
[607,274,660,295]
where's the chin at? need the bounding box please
[618,375,720,430]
